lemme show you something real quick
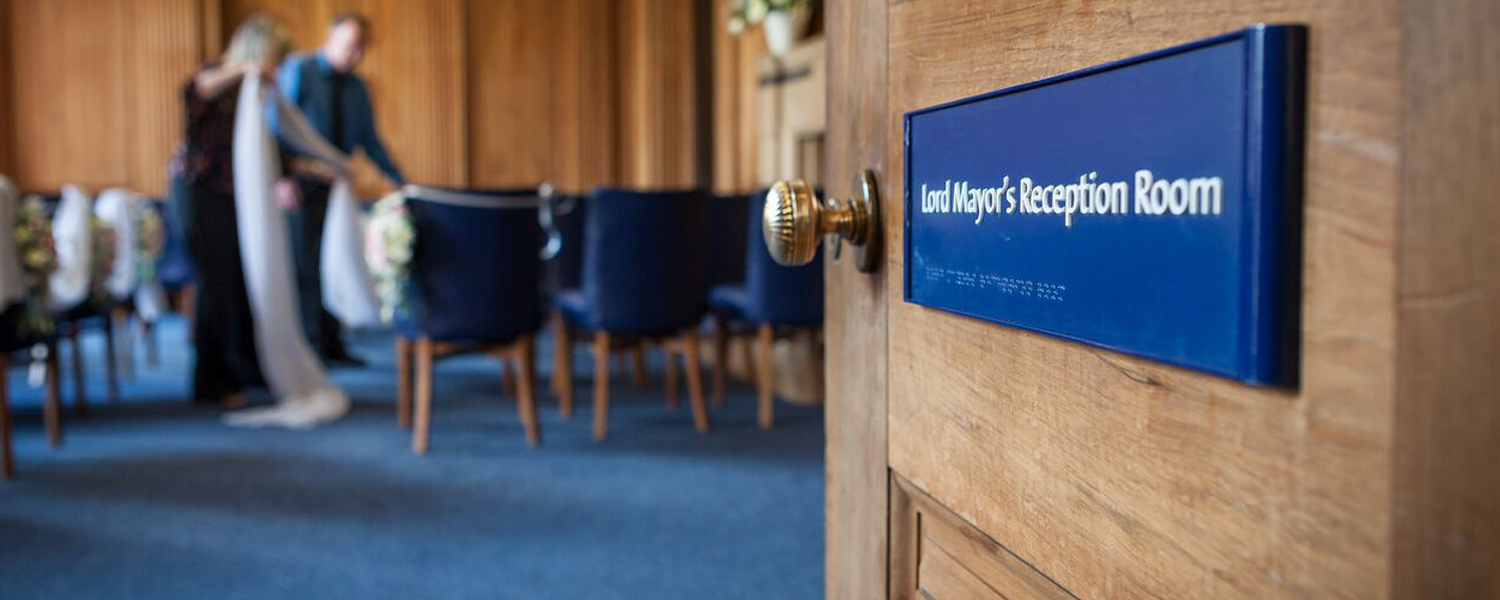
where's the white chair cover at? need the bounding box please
[47,185,93,312]
[223,75,357,429]
[0,176,22,309]
[94,188,142,301]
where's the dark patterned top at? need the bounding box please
[170,64,241,196]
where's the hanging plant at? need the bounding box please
[725,0,815,56]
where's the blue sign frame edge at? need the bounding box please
[900,24,1308,387]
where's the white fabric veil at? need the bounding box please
[223,74,375,429]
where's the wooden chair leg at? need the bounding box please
[502,356,518,398]
[682,330,710,434]
[738,334,756,376]
[69,330,87,416]
[412,337,435,454]
[104,318,120,403]
[592,331,611,441]
[664,341,680,410]
[515,336,540,447]
[1,354,14,479]
[630,345,646,388]
[44,342,62,448]
[551,310,574,419]
[756,323,775,430]
[395,336,413,430]
[711,316,727,407]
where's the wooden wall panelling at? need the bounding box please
[0,0,12,177]
[578,0,621,191]
[616,0,654,188]
[547,0,619,194]
[222,0,467,195]
[124,0,209,197]
[199,0,222,58]
[710,6,768,194]
[884,1,1402,599]
[9,0,131,192]
[617,0,702,189]
[467,0,550,188]
[733,33,766,193]
[5,0,697,196]
[548,0,584,193]
[1393,0,1500,597]
[710,3,740,194]
[362,0,466,192]
[690,0,713,188]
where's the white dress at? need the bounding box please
[223,74,379,429]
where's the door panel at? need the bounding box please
[882,2,1400,599]
[893,476,1078,600]
[824,1,890,600]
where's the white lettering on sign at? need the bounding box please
[919,170,1224,228]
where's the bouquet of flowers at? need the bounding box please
[89,216,118,307]
[134,205,166,283]
[365,192,415,323]
[12,195,57,337]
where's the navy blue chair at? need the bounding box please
[109,198,180,376]
[394,187,545,453]
[708,189,824,429]
[1,289,64,480]
[32,192,120,411]
[706,194,750,289]
[552,189,712,441]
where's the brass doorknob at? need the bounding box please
[762,170,881,273]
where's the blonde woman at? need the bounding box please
[171,13,292,406]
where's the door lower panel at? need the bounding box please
[892,475,1080,600]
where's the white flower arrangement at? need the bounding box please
[364,192,415,323]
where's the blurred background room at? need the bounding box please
[0,1,830,598]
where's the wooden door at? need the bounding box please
[821,1,1500,600]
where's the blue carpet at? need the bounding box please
[0,318,824,599]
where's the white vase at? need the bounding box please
[763,7,811,57]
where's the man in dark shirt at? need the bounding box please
[273,12,403,365]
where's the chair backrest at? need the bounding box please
[582,189,710,334]
[543,194,586,298]
[707,193,750,287]
[406,187,542,343]
[743,189,824,325]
